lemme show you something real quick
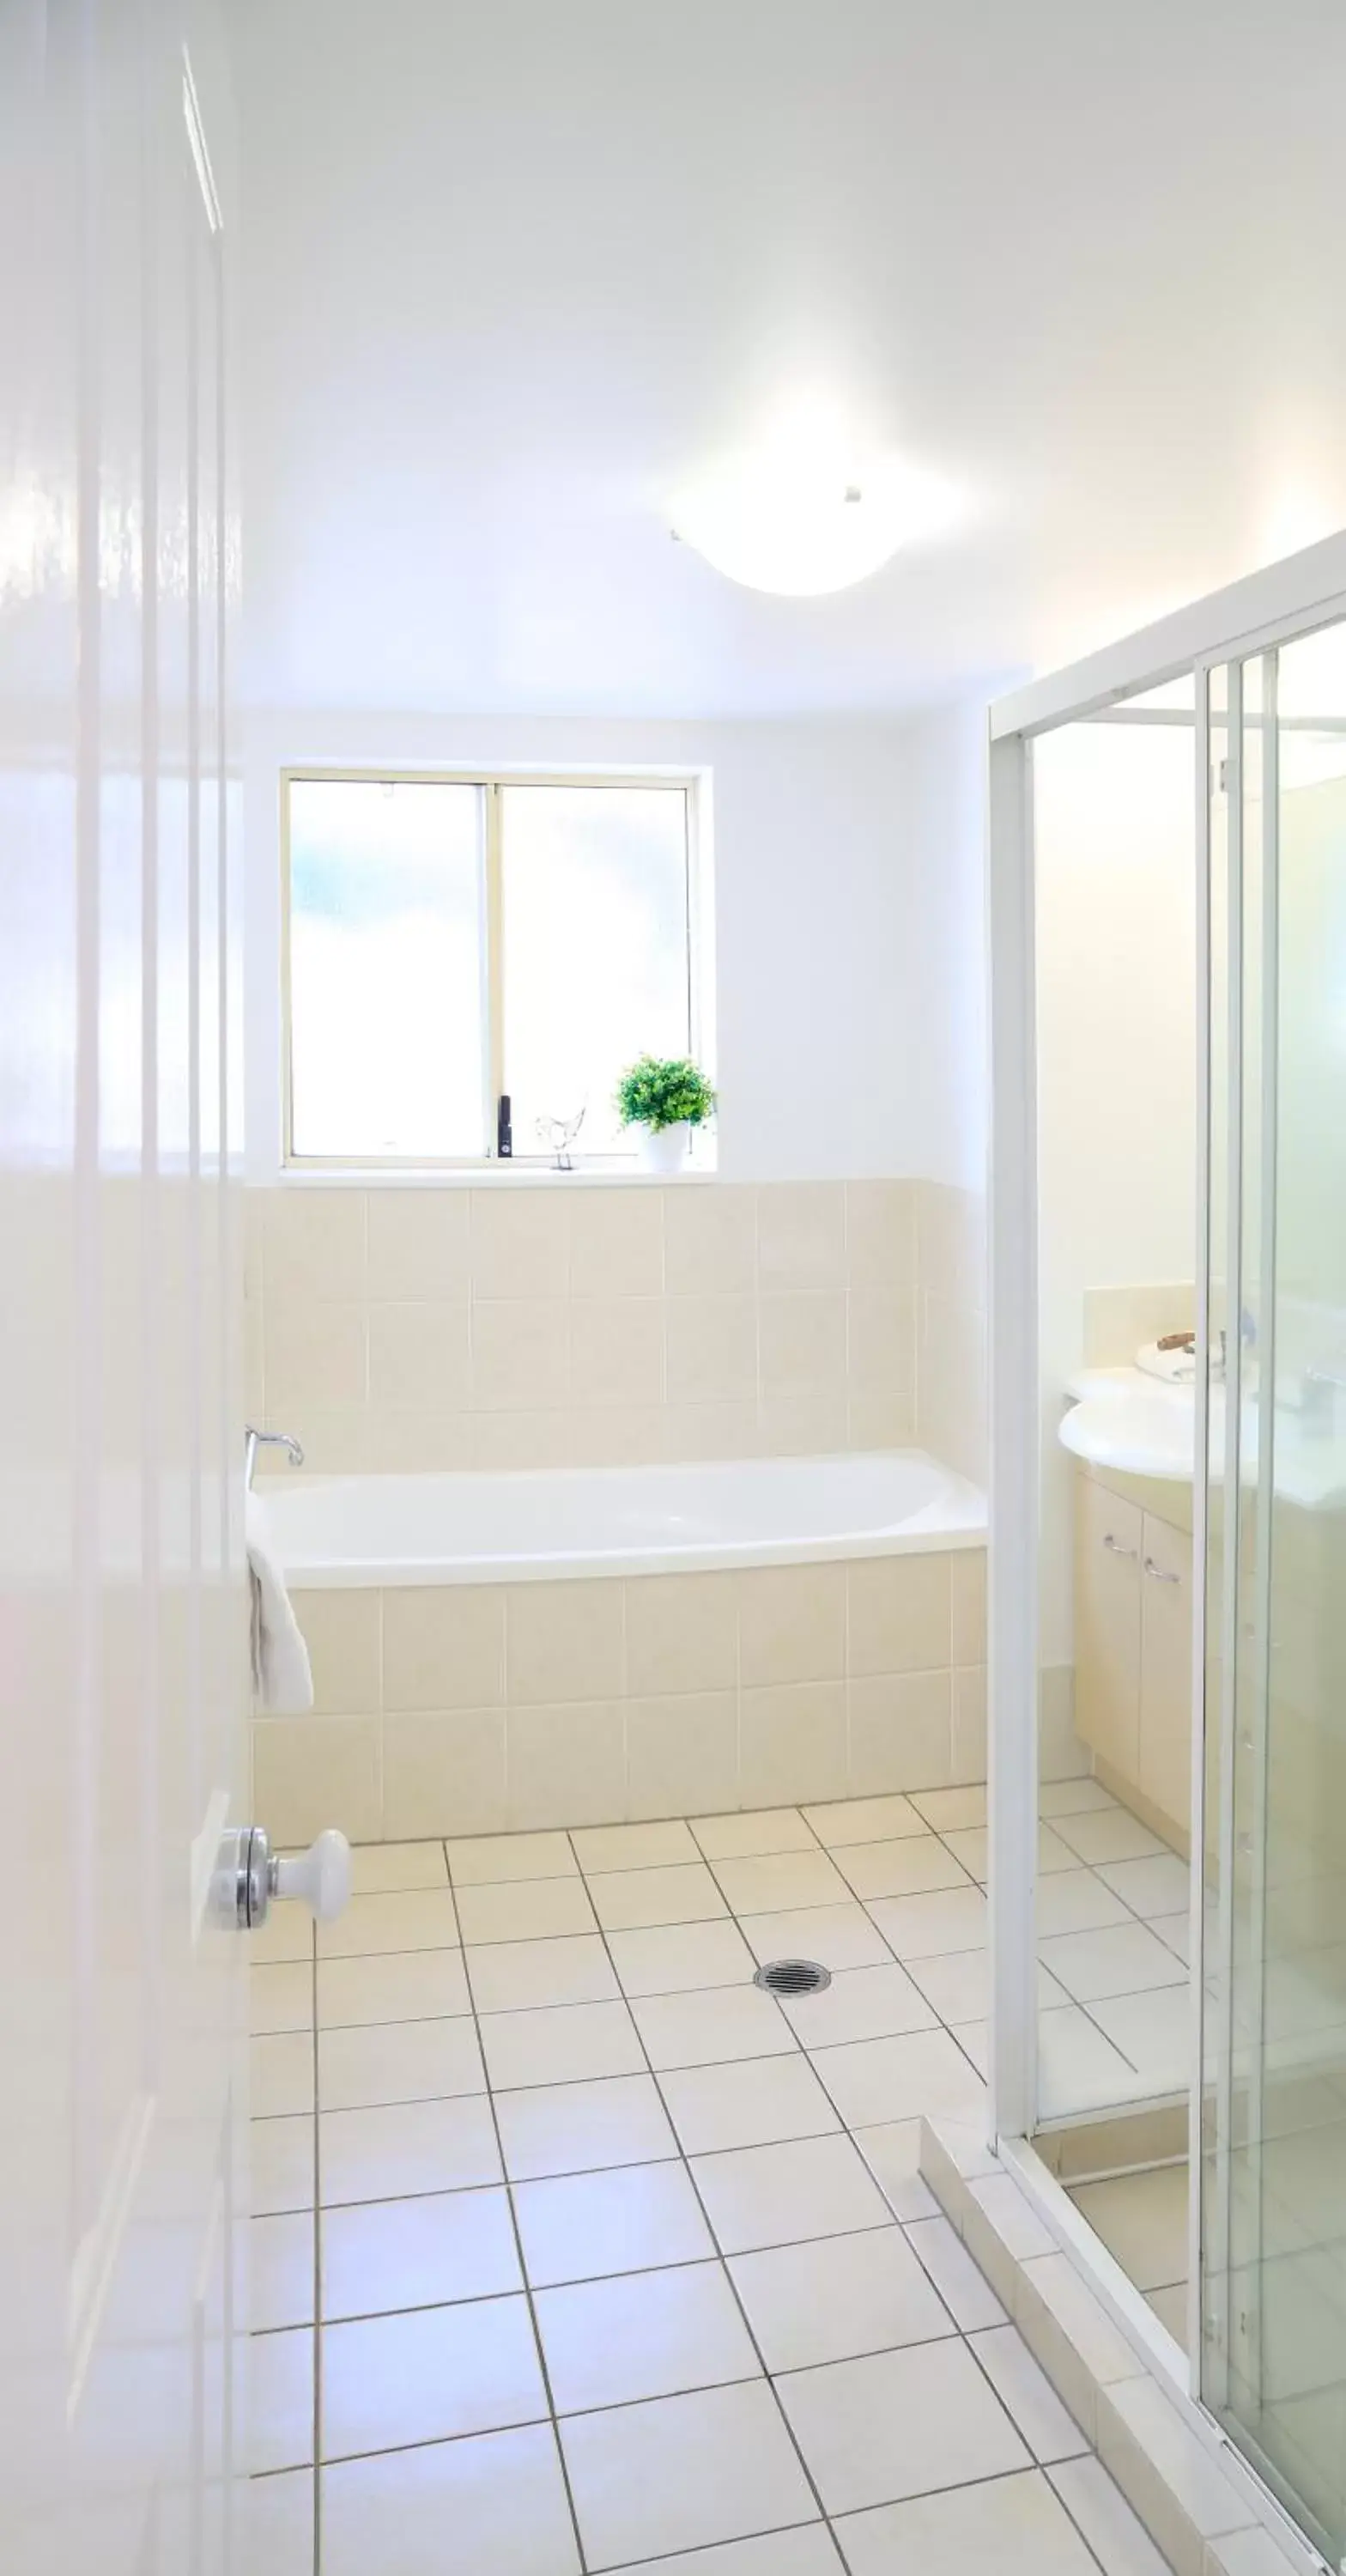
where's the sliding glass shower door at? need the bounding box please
[1201,617,1346,2558]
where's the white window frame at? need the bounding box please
[279,765,712,1173]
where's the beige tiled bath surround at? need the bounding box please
[245,1176,987,1483]
[252,1548,988,1844]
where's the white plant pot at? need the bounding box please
[635,1121,691,1175]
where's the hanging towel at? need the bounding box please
[246,1486,313,1716]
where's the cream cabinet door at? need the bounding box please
[1139,1513,1194,1833]
[1075,1477,1143,1776]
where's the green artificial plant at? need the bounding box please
[615,1054,717,1133]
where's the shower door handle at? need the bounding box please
[212,1824,352,1930]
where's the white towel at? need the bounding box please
[246,1487,314,1716]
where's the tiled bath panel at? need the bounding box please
[245,1176,985,1485]
[246,1787,1176,2573]
[251,1547,988,1844]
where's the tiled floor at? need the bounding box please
[1067,2163,1190,2342]
[1033,1780,1191,2114]
[247,1789,1176,2573]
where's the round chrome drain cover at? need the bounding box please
[754,1959,832,1997]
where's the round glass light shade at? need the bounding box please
[671,452,957,597]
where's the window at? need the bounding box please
[282,771,704,1166]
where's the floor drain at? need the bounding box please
[754,1959,832,1997]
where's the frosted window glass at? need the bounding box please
[500,784,691,1157]
[288,779,487,1158]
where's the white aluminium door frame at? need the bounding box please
[985,529,1346,2178]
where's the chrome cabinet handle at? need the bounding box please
[1143,1556,1181,1585]
[1102,1534,1137,1558]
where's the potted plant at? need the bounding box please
[615,1054,716,1173]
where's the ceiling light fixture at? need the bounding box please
[671,422,960,597]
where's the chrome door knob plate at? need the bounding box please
[215,1823,352,1930]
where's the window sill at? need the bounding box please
[267,1162,721,1189]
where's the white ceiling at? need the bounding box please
[233,0,1346,718]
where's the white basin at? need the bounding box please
[1058,1368,1346,1511]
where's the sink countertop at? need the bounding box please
[1058,1366,1346,1513]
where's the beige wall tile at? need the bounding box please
[368,1302,471,1410]
[382,1710,507,1838]
[258,1407,372,1475]
[917,1181,986,1308]
[847,1393,916,1451]
[245,1298,265,1420]
[847,1552,952,1676]
[627,1573,738,1695]
[561,1408,667,1468]
[846,1293,915,1392]
[846,1180,917,1294]
[661,1403,761,1462]
[291,1589,381,1716]
[266,1303,367,1413]
[506,1579,625,1704]
[755,1392,849,1456]
[951,1548,987,1663]
[506,1701,628,1830]
[848,1671,953,1797]
[469,1411,576,1471]
[569,1299,664,1407]
[918,1297,988,1486]
[264,1189,366,1303]
[568,1190,664,1297]
[360,1410,475,1473]
[739,1680,848,1807]
[664,1186,756,1294]
[951,1666,988,1783]
[469,1190,569,1297]
[756,1182,846,1292]
[252,1715,382,1844]
[627,1692,740,1821]
[759,1293,847,1395]
[738,1564,846,1687]
[367,1190,470,1300]
[665,1296,758,1404]
[383,1587,506,1711]
[470,1300,570,1411]
[244,1191,265,1300]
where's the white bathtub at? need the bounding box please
[264,1448,985,1588]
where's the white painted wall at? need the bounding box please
[1034,718,1197,1662]
[244,705,986,1187]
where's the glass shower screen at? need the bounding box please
[1200,618,1346,2559]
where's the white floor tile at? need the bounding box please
[691,2131,894,2254]
[802,1795,927,1845]
[904,2213,1006,2328]
[737,1901,894,1971]
[711,1850,852,1915]
[317,1947,470,2027]
[1039,1778,1120,1818]
[536,2258,760,2413]
[1151,1911,1191,1964]
[1036,1869,1134,1937]
[907,1945,1068,2024]
[1052,1809,1167,1868]
[465,1934,619,2014]
[836,2464,1100,2573]
[446,1831,579,1886]
[321,2185,521,2318]
[350,1840,448,1894]
[573,1819,700,1871]
[252,2114,315,2215]
[251,2212,315,2332]
[809,2026,986,2129]
[589,1862,730,1930]
[318,2015,485,2111]
[633,1982,797,2070]
[729,2224,951,2371]
[690,1808,820,1859]
[852,2119,939,2220]
[317,1887,460,1958]
[909,1783,987,1830]
[513,2160,714,2287]
[970,2323,1088,2461]
[1039,1922,1187,2004]
[1038,2006,1148,2117]
[1046,2454,1175,2576]
[834,1835,973,1900]
[479,1998,646,2091]
[252,2032,315,2119]
[321,2293,547,2459]
[779,1962,937,2048]
[248,2326,313,2474]
[661,2052,842,2154]
[495,2072,677,2180]
[560,2379,817,2568]
[775,2336,1028,2513]
[319,2095,502,2204]
[608,1917,758,1996]
[1096,1853,1191,1917]
[864,1884,987,1958]
[1070,2165,1189,2292]
[943,1821,1076,1880]
[455,1877,597,1945]
[250,1963,314,2036]
[321,2422,581,2576]
[605,2531,844,2576]
[1088,1986,1191,2094]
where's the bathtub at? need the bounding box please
[253,1449,988,1847]
[263,1447,985,1588]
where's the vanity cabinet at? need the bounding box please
[1074,1470,1192,1850]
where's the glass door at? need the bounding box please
[1201,617,1346,2558]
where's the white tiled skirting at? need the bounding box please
[252,1550,987,1844]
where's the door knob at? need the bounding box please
[215,1824,352,1930]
